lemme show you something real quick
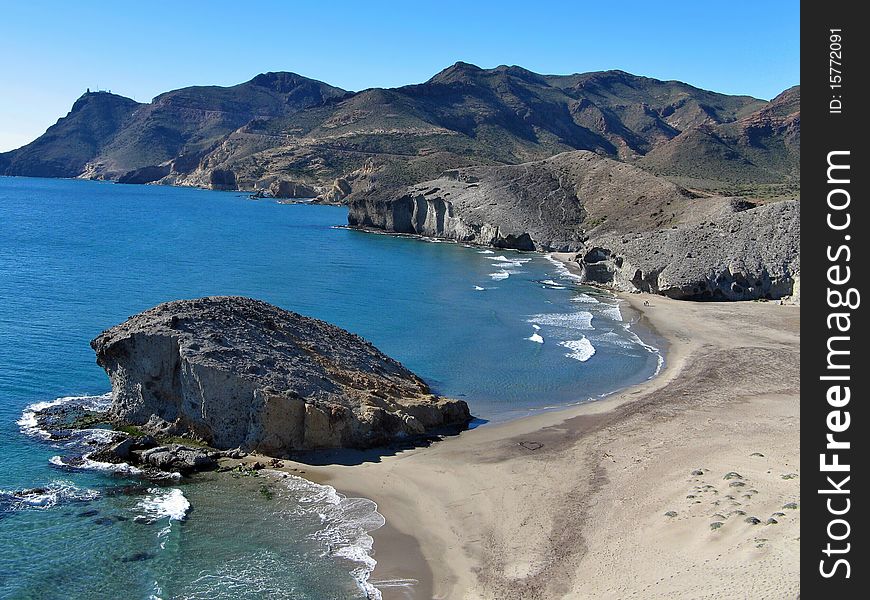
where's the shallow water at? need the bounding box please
[0,176,661,598]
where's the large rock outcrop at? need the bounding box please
[576,200,800,300]
[268,179,318,199]
[348,151,800,301]
[348,151,695,252]
[91,297,470,454]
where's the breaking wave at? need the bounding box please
[0,481,100,513]
[136,487,191,523]
[278,472,386,600]
[17,393,111,439]
[527,311,594,330]
[559,337,596,362]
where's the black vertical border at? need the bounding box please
[802,1,867,596]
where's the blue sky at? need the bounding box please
[0,1,799,152]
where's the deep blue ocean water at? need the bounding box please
[0,177,661,599]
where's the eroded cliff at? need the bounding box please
[348,151,800,301]
[91,297,470,454]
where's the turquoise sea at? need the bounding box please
[0,177,661,599]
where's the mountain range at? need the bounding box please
[0,63,799,202]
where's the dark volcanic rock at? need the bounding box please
[584,200,800,301]
[268,179,318,199]
[91,297,470,454]
[117,164,171,184]
[88,435,158,464]
[209,168,237,190]
[138,445,218,473]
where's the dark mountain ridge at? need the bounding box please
[1,63,798,203]
[1,91,141,178]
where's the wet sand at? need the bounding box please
[240,288,800,599]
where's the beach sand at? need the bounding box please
[237,288,800,599]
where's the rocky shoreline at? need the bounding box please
[33,395,460,484]
[30,398,228,477]
[348,151,800,302]
[88,296,470,460]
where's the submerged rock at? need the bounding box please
[91,296,471,454]
[138,445,218,473]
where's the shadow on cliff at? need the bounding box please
[290,417,488,466]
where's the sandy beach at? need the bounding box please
[239,283,800,599]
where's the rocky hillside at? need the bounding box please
[349,151,800,301]
[580,199,800,301]
[2,64,798,202]
[1,72,346,181]
[0,92,141,178]
[91,297,470,454]
[349,151,694,250]
[639,85,800,188]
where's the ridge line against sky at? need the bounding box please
[0,0,799,152]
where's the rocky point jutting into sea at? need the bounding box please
[348,151,800,302]
[90,296,471,456]
[0,63,800,300]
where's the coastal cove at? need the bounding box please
[0,177,663,599]
[297,290,801,599]
[0,0,809,593]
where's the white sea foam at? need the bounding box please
[527,311,594,330]
[490,261,523,272]
[490,270,510,281]
[527,333,544,344]
[367,578,419,595]
[593,331,637,350]
[540,279,567,289]
[49,453,144,475]
[83,455,143,475]
[491,255,531,264]
[532,324,541,330]
[17,398,66,438]
[621,322,665,377]
[182,550,310,599]
[147,582,163,600]
[477,249,494,254]
[0,481,99,511]
[274,471,386,600]
[540,254,654,375]
[544,253,583,281]
[571,293,600,304]
[17,393,112,439]
[136,488,191,522]
[560,338,596,362]
[597,303,623,322]
[74,428,124,446]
